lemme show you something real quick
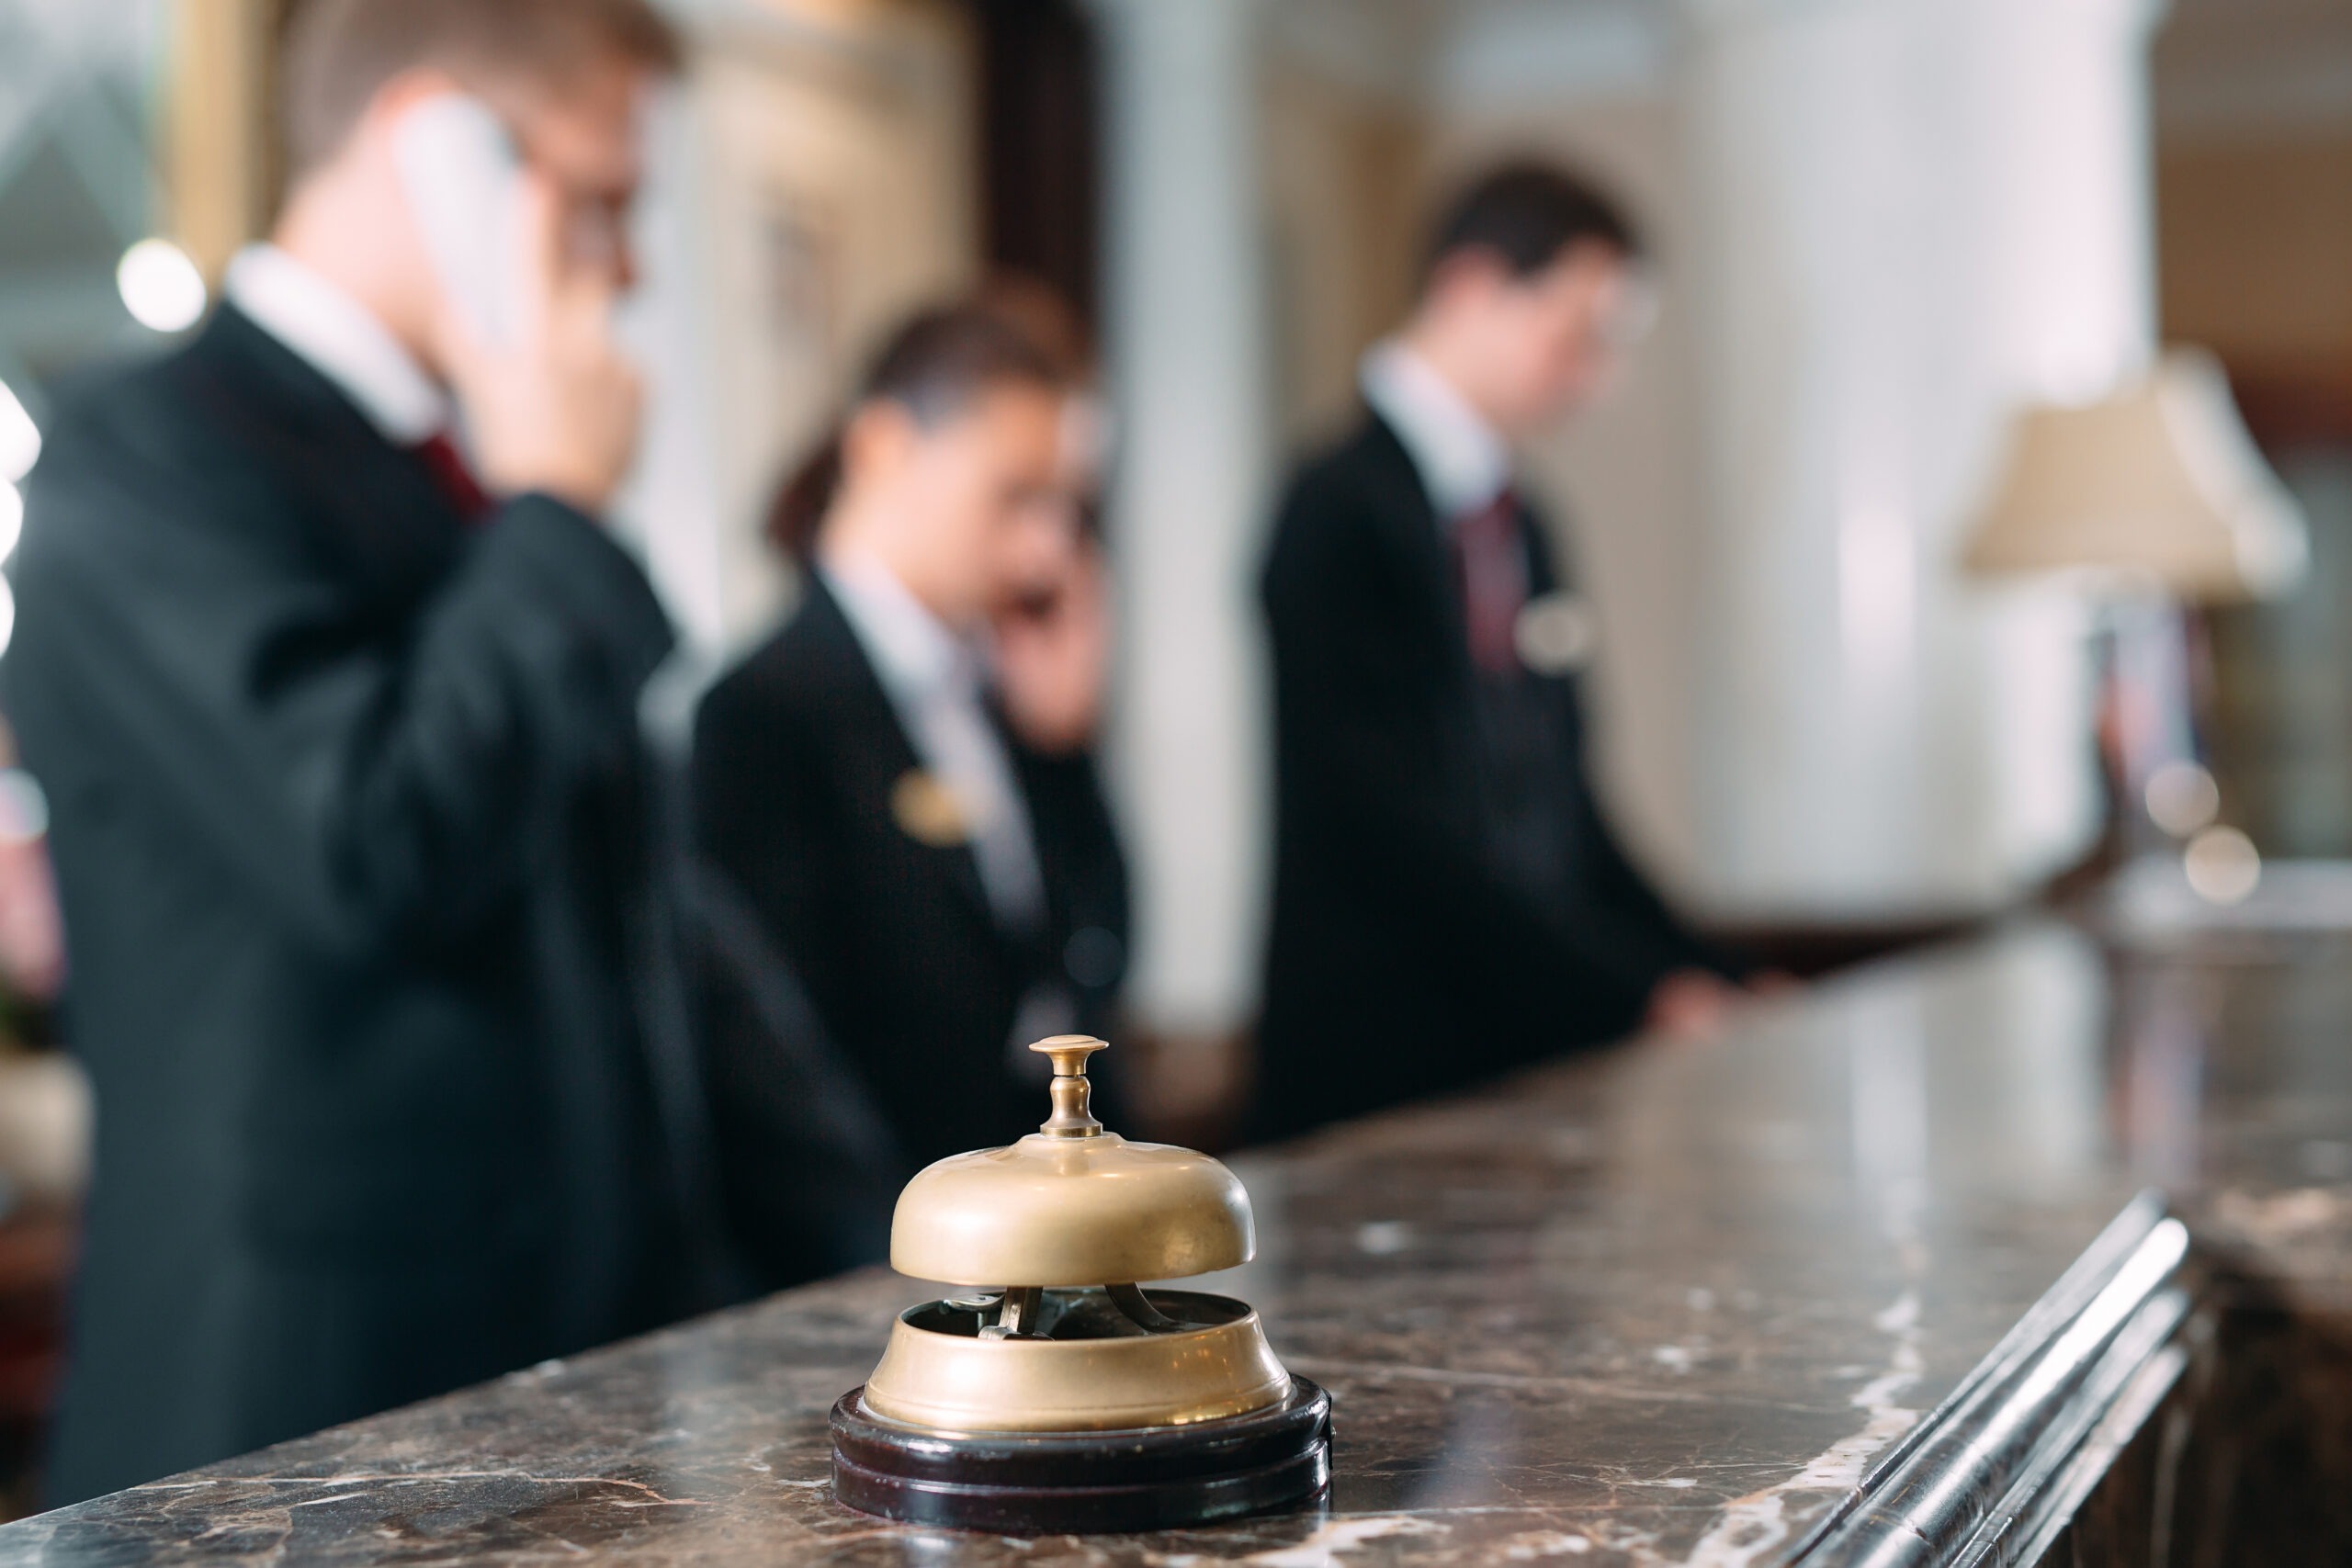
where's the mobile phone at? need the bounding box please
[390,94,527,347]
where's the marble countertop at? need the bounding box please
[7,919,2351,1566]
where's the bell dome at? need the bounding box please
[888,1037,1255,1288]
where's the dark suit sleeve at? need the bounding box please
[1570,786,1748,981]
[689,661,905,1288]
[8,430,673,958]
[683,862,902,1292]
[1022,746,1131,1011]
[1262,482,1654,1063]
[1519,519,1747,985]
[689,664,852,1032]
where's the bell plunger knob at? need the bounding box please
[1032,1035,1107,1139]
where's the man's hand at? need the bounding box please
[435,175,642,516]
[1645,968,1741,1041]
[1645,967,1801,1042]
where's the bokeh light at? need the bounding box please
[0,479,20,562]
[2183,825,2261,907]
[117,239,209,334]
[0,382,39,483]
[2144,761,2221,839]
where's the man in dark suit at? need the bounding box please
[695,305,1129,1273]
[1256,164,1755,1142]
[4,0,694,1503]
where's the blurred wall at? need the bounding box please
[2163,141,2352,384]
[627,0,981,660]
[2154,0,2352,856]
[1261,56,1421,446]
[0,4,169,412]
[2156,0,2352,436]
[164,0,293,284]
[1091,0,1274,1046]
[1678,0,2147,919]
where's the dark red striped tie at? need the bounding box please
[413,431,494,525]
[1453,488,1528,675]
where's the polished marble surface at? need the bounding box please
[6,920,2351,1565]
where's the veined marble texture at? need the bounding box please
[6,920,2352,1565]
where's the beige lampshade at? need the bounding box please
[1962,349,2309,603]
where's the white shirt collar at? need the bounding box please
[820,548,976,705]
[224,244,451,446]
[1359,339,1513,523]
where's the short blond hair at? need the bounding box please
[281,0,684,175]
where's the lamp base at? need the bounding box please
[829,1378,1332,1534]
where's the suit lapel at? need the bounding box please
[190,307,469,614]
[799,580,999,933]
[1356,412,1479,675]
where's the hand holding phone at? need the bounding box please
[399,95,643,515]
[391,95,529,350]
[992,540,1113,756]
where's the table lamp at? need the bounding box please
[1963,348,2305,600]
[1962,349,2311,893]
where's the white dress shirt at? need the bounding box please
[821,550,1046,934]
[1359,339,1513,525]
[224,245,451,447]
[1360,338,1602,677]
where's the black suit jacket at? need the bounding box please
[4,308,686,1504]
[692,576,1129,1277]
[1255,412,1735,1140]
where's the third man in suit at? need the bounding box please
[1255,164,1759,1141]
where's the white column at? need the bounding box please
[1678,0,2161,917]
[1086,0,1271,1038]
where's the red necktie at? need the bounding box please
[1453,488,1528,674]
[413,431,494,525]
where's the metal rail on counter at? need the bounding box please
[1795,1190,2200,1566]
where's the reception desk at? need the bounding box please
[5,916,2350,1564]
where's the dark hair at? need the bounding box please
[1423,161,1643,288]
[767,300,1076,562]
[979,274,1096,386]
[281,0,684,175]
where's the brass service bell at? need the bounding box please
[829,1037,1332,1534]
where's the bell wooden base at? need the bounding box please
[829,1378,1332,1534]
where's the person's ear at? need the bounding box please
[842,400,921,486]
[1424,246,1517,317]
[1549,241,1632,302]
[355,68,472,146]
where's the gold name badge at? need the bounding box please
[1514,592,1599,676]
[892,770,970,848]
